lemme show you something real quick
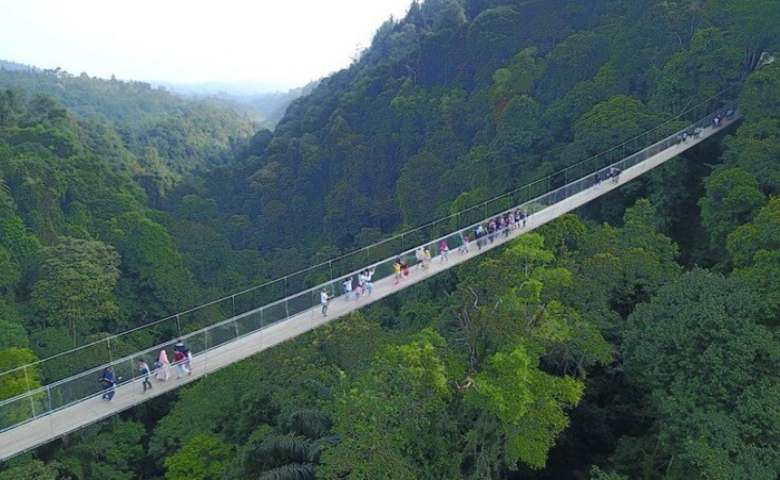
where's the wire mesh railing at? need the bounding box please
[0,92,738,434]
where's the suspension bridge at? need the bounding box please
[0,98,738,461]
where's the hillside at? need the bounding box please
[0,66,256,190]
[0,0,779,479]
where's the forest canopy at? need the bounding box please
[1,0,779,478]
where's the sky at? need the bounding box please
[0,0,413,91]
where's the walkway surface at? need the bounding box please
[0,114,735,461]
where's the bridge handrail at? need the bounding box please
[0,102,738,433]
[0,95,739,431]
[0,86,737,383]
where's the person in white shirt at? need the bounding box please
[320,289,330,316]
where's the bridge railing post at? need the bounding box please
[46,385,52,416]
[23,366,36,419]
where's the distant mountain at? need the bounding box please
[160,80,320,129]
[0,64,256,200]
[0,59,311,130]
[0,59,36,72]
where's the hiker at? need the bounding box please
[138,360,152,393]
[320,289,330,316]
[393,258,402,284]
[99,366,117,401]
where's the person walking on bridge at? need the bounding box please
[342,277,352,301]
[138,360,152,393]
[439,239,449,262]
[361,268,375,295]
[321,288,330,316]
[156,349,170,382]
[99,366,117,401]
[174,349,187,379]
[174,340,191,376]
[393,258,402,284]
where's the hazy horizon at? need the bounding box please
[0,0,412,91]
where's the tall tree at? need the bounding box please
[31,237,120,342]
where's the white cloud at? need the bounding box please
[0,0,412,90]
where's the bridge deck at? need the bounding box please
[0,114,735,461]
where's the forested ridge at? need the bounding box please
[1,0,779,478]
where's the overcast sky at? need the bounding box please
[0,0,412,91]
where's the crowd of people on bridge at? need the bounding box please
[317,206,538,319]
[321,267,377,316]
[679,108,735,143]
[98,339,194,401]
[94,108,741,404]
[474,209,528,250]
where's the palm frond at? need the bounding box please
[258,463,316,480]
[283,408,332,439]
[256,433,320,465]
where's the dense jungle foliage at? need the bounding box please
[0,0,779,478]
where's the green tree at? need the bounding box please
[623,270,780,479]
[0,460,58,480]
[320,329,458,479]
[55,421,145,480]
[467,344,584,470]
[699,167,765,255]
[738,63,780,124]
[109,212,194,320]
[573,96,660,156]
[732,249,780,326]
[0,319,27,349]
[0,347,39,401]
[30,237,120,342]
[164,433,232,480]
[396,151,449,225]
[726,197,780,268]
